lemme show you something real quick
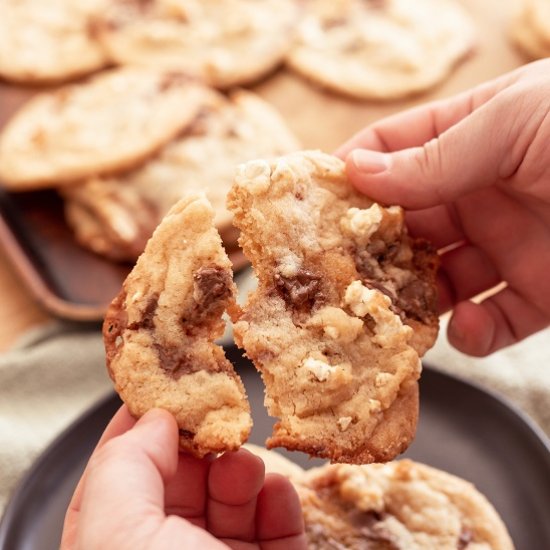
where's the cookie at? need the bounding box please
[511,0,550,59]
[297,459,514,550]
[0,69,207,189]
[61,89,300,261]
[286,0,475,100]
[227,150,439,464]
[243,444,306,481]
[103,193,252,457]
[95,0,298,89]
[0,0,108,84]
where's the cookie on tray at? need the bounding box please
[286,0,475,100]
[103,193,252,457]
[297,460,514,550]
[227,150,439,464]
[61,89,300,261]
[0,69,207,189]
[0,0,108,84]
[511,0,550,59]
[95,0,299,89]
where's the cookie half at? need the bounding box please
[103,193,251,456]
[0,0,108,83]
[297,460,514,550]
[61,89,300,261]
[0,69,207,189]
[95,0,298,89]
[286,0,475,100]
[227,150,438,464]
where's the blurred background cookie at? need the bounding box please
[0,0,109,84]
[61,88,300,261]
[511,0,550,59]
[94,0,299,88]
[286,0,476,100]
[296,459,514,549]
[0,69,207,188]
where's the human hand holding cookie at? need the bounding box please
[61,405,307,550]
[338,59,550,357]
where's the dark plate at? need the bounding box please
[1,349,550,550]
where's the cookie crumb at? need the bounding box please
[337,416,353,431]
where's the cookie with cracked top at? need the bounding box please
[227,150,438,464]
[0,68,207,189]
[0,0,108,84]
[297,459,514,550]
[286,0,475,100]
[95,0,299,89]
[103,193,251,457]
[511,0,550,60]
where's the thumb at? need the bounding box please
[345,94,519,209]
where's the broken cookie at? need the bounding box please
[227,150,439,464]
[103,193,251,457]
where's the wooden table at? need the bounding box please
[0,0,527,351]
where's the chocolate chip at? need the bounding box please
[178,428,195,439]
[352,511,401,549]
[395,279,437,323]
[158,71,192,92]
[193,265,232,312]
[156,345,197,379]
[275,268,321,310]
[458,528,474,549]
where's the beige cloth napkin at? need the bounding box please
[0,322,112,514]
[1,317,549,516]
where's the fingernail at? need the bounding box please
[350,150,389,174]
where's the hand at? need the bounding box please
[336,59,550,357]
[61,405,306,550]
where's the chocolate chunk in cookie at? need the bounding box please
[104,193,251,457]
[227,150,438,464]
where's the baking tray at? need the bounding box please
[1,351,549,550]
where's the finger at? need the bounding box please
[76,409,179,548]
[256,474,307,550]
[61,405,137,550]
[438,243,501,312]
[344,85,547,210]
[207,448,265,541]
[404,205,464,249]
[335,73,514,158]
[164,453,213,527]
[448,287,549,356]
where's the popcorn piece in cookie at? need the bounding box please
[103,193,251,457]
[227,150,438,464]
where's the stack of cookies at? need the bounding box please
[511,0,550,59]
[0,67,300,261]
[0,0,480,263]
